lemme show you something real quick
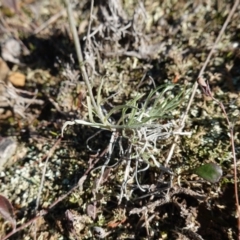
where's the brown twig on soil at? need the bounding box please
[198,78,240,239]
[32,136,62,240]
[165,0,239,167]
[35,137,62,210]
[164,0,240,238]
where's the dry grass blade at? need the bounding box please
[64,0,105,124]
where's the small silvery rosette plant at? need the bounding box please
[62,81,191,203]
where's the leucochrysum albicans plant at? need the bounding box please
[63,0,191,203]
[61,80,191,202]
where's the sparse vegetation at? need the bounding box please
[0,0,240,239]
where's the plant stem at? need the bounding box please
[64,0,105,124]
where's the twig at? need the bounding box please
[33,137,61,240]
[1,210,48,240]
[207,87,240,239]
[35,137,62,210]
[164,0,240,237]
[165,0,239,166]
